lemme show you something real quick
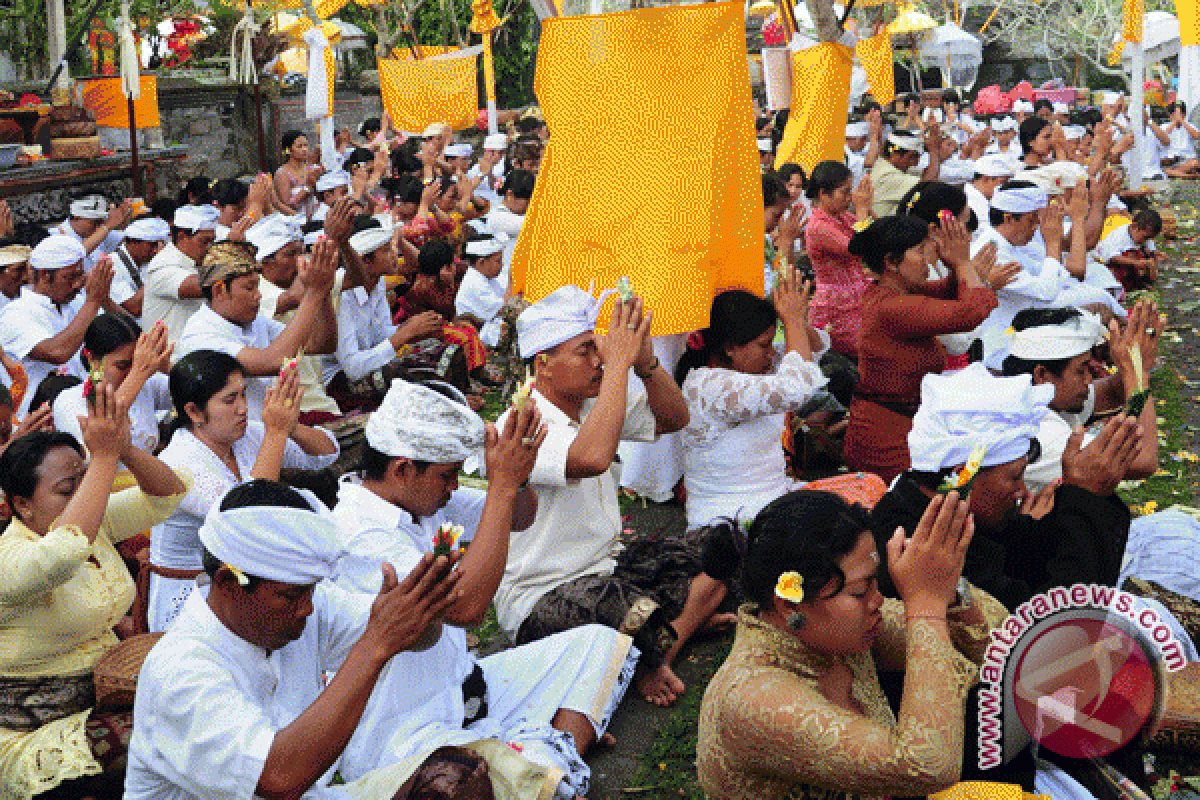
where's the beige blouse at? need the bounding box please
[696,594,1008,800]
[0,477,188,800]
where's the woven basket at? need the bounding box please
[50,135,101,161]
[93,633,163,709]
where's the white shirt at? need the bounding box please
[54,372,171,455]
[454,268,506,347]
[1167,125,1198,160]
[1121,127,1165,179]
[1024,387,1097,491]
[492,387,657,635]
[329,480,483,777]
[0,287,87,415]
[109,245,143,312]
[984,140,1023,172]
[123,583,372,800]
[482,205,525,286]
[336,279,397,383]
[680,349,827,529]
[970,226,1071,370]
[1095,222,1156,265]
[176,304,286,422]
[51,219,123,271]
[964,183,991,238]
[143,243,202,346]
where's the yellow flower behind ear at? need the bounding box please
[224,563,250,587]
[775,571,805,603]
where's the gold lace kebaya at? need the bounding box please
[697,594,1007,800]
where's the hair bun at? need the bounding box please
[847,226,872,258]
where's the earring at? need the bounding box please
[787,612,806,630]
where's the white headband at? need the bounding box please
[124,217,171,242]
[517,283,616,359]
[974,154,1014,178]
[1052,102,1069,114]
[464,231,509,258]
[909,363,1055,472]
[0,245,29,267]
[315,170,351,193]
[483,133,508,151]
[348,226,392,256]
[69,196,108,220]
[365,379,486,464]
[174,205,219,233]
[1012,100,1034,113]
[991,186,1048,214]
[30,235,86,271]
[845,121,868,137]
[887,132,923,152]
[198,488,343,585]
[1008,310,1107,361]
[757,138,774,152]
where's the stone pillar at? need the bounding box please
[47,0,70,92]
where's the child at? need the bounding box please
[455,231,509,348]
[1094,208,1167,293]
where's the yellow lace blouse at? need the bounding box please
[697,594,1008,800]
[0,476,188,800]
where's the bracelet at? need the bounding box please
[634,356,659,380]
[905,611,948,622]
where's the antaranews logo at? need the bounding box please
[978,583,1187,769]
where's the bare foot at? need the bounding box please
[638,664,686,707]
[701,612,738,634]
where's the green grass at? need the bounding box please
[630,642,731,798]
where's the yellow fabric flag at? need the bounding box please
[774,42,853,173]
[855,33,895,105]
[1180,0,1200,46]
[378,51,480,133]
[931,784,1049,800]
[324,46,336,113]
[508,1,763,335]
[1108,0,1144,65]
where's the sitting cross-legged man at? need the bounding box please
[497,285,734,708]
[122,479,462,800]
[329,378,638,798]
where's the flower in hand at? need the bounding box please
[432,523,465,557]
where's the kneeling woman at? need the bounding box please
[0,386,187,799]
[697,489,1005,800]
[843,214,998,481]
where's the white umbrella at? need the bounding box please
[917,22,982,89]
[1118,10,1180,67]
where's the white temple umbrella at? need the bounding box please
[917,22,982,89]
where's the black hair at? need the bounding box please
[942,89,961,106]
[0,384,10,408]
[773,108,790,133]
[358,117,382,138]
[344,147,375,172]
[169,350,244,433]
[902,93,920,107]
[777,162,807,189]
[762,171,787,208]
[675,289,778,384]
[509,140,542,172]
[516,116,546,135]
[29,374,81,415]
[1033,98,1054,113]
[388,173,424,206]
[390,141,423,175]
[351,214,382,235]
[987,179,1040,227]
[1168,101,1188,116]
[847,214,930,275]
[151,198,176,225]
[211,178,249,209]
[281,129,305,154]
[805,159,853,201]
[703,490,871,606]
[999,307,1084,378]
[1132,209,1163,236]
[897,181,977,233]
[361,444,433,481]
[1019,116,1051,155]
[177,176,212,208]
[417,238,456,277]
[82,313,141,370]
[0,431,85,514]
[502,169,535,200]
[860,100,882,115]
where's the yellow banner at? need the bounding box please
[1121,0,1144,42]
[378,51,479,132]
[78,76,160,128]
[856,32,895,105]
[509,1,763,334]
[1182,0,1200,46]
[774,42,853,173]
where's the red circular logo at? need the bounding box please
[1010,614,1160,759]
